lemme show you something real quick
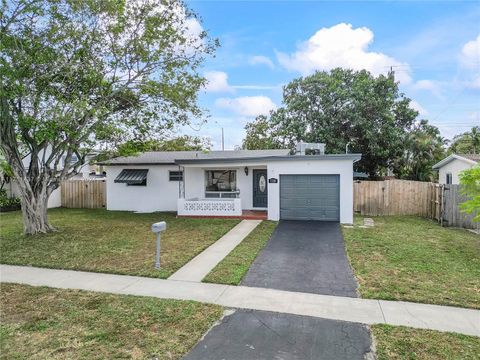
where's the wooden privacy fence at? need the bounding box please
[61,179,106,208]
[443,185,480,230]
[354,179,479,229]
[353,179,440,218]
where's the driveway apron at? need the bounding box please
[183,309,372,360]
[242,220,359,297]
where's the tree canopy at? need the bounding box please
[113,135,212,157]
[0,0,217,234]
[449,127,480,154]
[459,165,480,222]
[391,120,446,181]
[242,115,284,150]
[243,68,419,177]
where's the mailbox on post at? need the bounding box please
[151,221,167,269]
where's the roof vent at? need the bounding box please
[295,141,325,155]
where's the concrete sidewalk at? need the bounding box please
[1,265,479,337]
[168,220,262,282]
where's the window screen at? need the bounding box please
[169,171,183,181]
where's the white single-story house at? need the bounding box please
[432,154,479,185]
[100,143,361,224]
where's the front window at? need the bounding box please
[446,173,452,185]
[205,170,238,198]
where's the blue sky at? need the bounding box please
[181,0,480,150]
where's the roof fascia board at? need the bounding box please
[175,154,362,165]
[99,162,176,166]
[432,154,477,169]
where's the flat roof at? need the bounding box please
[98,150,361,166]
[175,153,362,164]
[98,149,290,165]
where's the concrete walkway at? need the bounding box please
[1,265,479,337]
[168,220,261,282]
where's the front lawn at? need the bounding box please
[0,208,239,278]
[203,221,277,284]
[372,324,480,360]
[343,216,480,309]
[0,283,222,360]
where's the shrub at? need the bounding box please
[0,189,21,209]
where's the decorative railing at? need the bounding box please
[177,198,242,216]
[205,190,240,199]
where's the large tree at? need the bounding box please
[242,68,418,177]
[0,0,217,234]
[113,135,212,156]
[391,120,446,181]
[242,115,285,150]
[449,127,480,154]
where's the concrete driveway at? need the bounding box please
[242,220,359,297]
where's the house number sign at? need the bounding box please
[259,175,266,192]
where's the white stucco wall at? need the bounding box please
[266,160,354,224]
[105,165,182,212]
[438,159,476,185]
[6,181,61,208]
[48,188,62,208]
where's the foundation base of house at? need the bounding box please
[177,210,268,220]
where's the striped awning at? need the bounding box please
[114,169,148,184]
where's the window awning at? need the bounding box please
[114,169,148,184]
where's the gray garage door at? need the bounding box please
[280,175,340,221]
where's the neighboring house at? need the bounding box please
[99,143,361,224]
[6,149,100,208]
[432,154,479,185]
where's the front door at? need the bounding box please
[253,169,268,208]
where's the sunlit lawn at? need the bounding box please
[343,216,480,309]
[0,283,222,360]
[0,208,239,278]
[372,324,480,360]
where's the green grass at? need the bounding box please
[0,208,239,278]
[343,216,480,309]
[0,283,222,360]
[203,221,277,285]
[372,325,480,360]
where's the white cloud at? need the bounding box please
[412,79,444,99]
[460,34,480,69]
[276,23,412,84]
[410,100,428,116]
[232,84,279,90]
[459,34,480,89]
[468,111,479,121]
[215,96,277,117]
[470,75,480,88]
[249,55,275,69]
[204,71,233,93]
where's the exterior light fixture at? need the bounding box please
[244,167,249,176]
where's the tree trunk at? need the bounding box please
[14,172,56,235]
[20,190,54,235]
